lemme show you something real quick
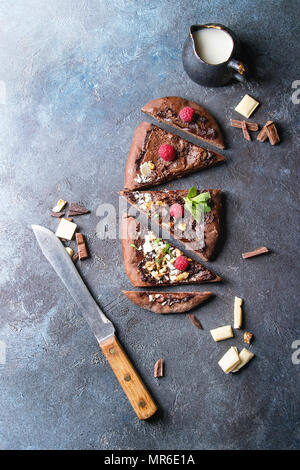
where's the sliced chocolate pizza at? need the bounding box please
[120,188,222,262]
[142,96,225,149]
[121,214,221,287]
[124,122,225,190]
[122,291,212,314]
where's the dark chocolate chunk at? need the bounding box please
[257,120,273,142]
[68,203,90,217]
[186,313,203,329]
[76,233,89,260]
[154,358,164,378]
[265,122,280,145]
[230,119,259,131]
[50,211,65,218]
[242,121,251,141]
[242,246,269,259]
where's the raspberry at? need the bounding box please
[175,256,189,271]
[179,106,195,123]
[158,144,176,161]
[170,203,184,219]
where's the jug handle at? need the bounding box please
[228,59,248,83]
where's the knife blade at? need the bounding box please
[32,225,157,420]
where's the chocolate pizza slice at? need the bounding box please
[122,290,212,314]
[120,188,221,262]
[124,122,225,190]
[142,96,225,149]
[121,214,221,287]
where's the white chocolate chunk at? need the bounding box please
[140,162,152,177]
[52,199,67,213]
[234,296,243,329]
[218,346,241,374]
[231,348,254,372]
[65,247,74,257]
[235,94,259,118]
[55,218,77,240]
[210,325,233,342]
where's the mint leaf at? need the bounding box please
[184,189,211,222]
[191,204,204,223]
[187,186,197,199]
[130,243,138,249]
[184,197,193,210]
[202,202,211,213]
[191,192,211,203]
[163,243,170,253]
[154,238,161,244]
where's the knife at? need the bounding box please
[32,225,157,420]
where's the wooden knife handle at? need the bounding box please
[100,335,157,420]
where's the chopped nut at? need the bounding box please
[176,271,189,281]
[148,161,155,170]
[155,200,164,206]
[145,201,152,209]
[159,266,167,274]
[175,248,182,258]
[52,199,67,213]
[145,261,155,271]
[244,331,253,344]
[65,247,74,258]
[177,222,186,231]
[55,218,77,240]
[151,270,161,280]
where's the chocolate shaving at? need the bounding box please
[76,233,89,260]
[230,119,259,131]
[242,121,251,141]
[154,358,164,378]
[72,252,79,261]
[50,211,65,218]
[265,122,280,145]
[186,313,203,329]
[257,120,273,142]
[244,331,253,344]
[242,246,269,259]
[68,203,90,217]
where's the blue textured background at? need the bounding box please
[0,0,299,449]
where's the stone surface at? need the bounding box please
[0,0,299,450]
